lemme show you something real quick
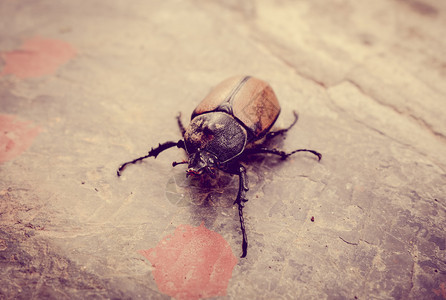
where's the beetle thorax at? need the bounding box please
[184,112,248,164]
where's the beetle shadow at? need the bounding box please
[243,130,289,168]
[163,131,297,231]
[164,132,292,206]
[165,169,240,226]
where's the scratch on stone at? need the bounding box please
[359,238,372,245]
[249,32,327,88]
[339,236,358,246]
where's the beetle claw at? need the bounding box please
[172,160,187,167]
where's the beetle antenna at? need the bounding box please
[172,160,187,167]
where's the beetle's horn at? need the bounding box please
[206,167,216,178]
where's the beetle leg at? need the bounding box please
[176,113,186,137]
[229,164,249,258]
[244,147,322,161]
[172,160,187,167]
[265,111,299,140]
[117,140,185,176]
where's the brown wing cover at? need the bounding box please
[192,76,281,138]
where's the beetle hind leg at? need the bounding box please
[244,147,322,161]
[265,110,299,140]
[287,148,322,160]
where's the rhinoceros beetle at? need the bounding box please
[117,76,321,258]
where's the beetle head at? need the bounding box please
[186,149,218,178]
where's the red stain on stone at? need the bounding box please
[0,36,76,79]
[0,115,41,163]
[433,282,446,299]
[139,222,237,300]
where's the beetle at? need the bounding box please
[117,76,321,258]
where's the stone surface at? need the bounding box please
[0,0,445,299]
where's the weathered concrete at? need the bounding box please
[1,0,445,299]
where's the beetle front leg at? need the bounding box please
[231,164,249,258]
[117,140,185,176]
[265,111,299,140]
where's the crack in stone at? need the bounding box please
[275,55,327,88]
[327,91,415,147]
[326,80,446,173]
[248,18,446,147]
[249,31,328,88]
[250,28,446,145]
[345,79,446,143]
[407,244,419,298]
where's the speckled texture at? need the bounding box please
[1,0,445,299]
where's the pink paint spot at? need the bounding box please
[139,222,237,300]
[0,115,41,163]
[0,36,76,79]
